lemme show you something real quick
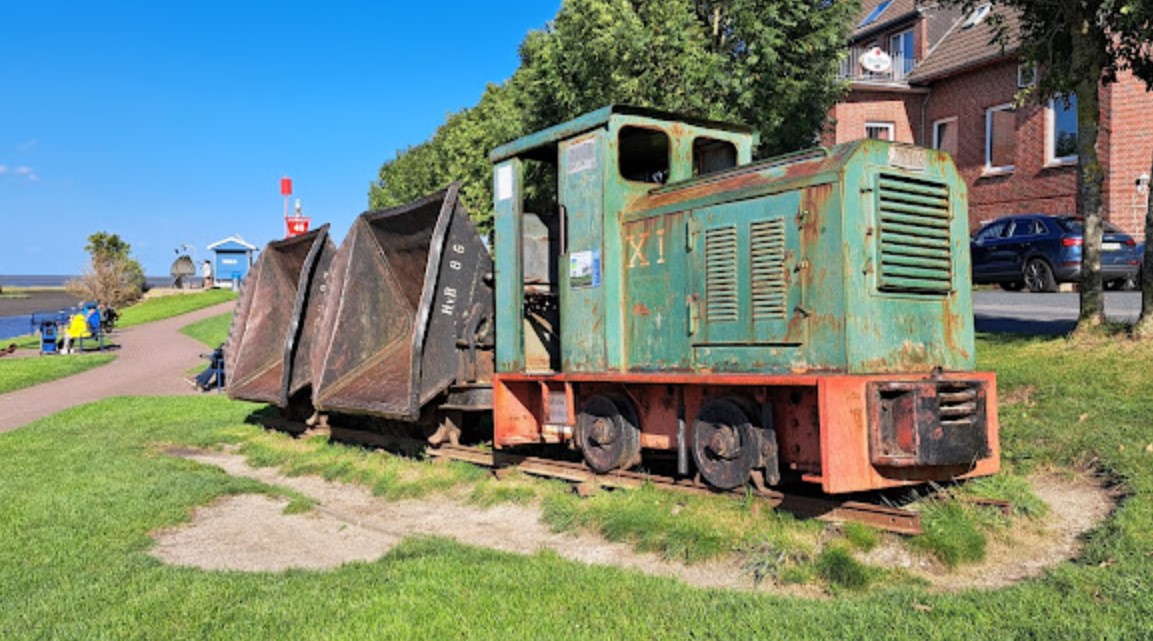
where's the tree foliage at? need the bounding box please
[368,0,855,231]
[67,231,145,307]
[948,0,1153,330]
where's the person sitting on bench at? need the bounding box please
[60,312,91,354]
[189,345,225,391]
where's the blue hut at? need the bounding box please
[206,236,257,289]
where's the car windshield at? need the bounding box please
[1055,217,1126,234]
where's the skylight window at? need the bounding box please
[858,0,893,28]
[962,3,992,28]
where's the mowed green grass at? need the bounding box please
[117,289,237,329]
[180,312,233,349]
[1,334,1152,639]
[0,353,115,394]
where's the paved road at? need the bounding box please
[974,290,1143,335]
[0,302,234,433]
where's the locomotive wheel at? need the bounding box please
[577,394,641,473]
[692,399,762,490]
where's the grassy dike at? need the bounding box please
[0,290,236,393]
[0,332,1151,639]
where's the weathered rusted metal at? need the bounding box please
[226,225,335,407]
[310,184,494,421]
[489,105,998,493]
[427,443,922,535]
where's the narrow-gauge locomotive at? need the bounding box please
[226,105,999,495]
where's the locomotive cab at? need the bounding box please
[491,106,755,375]
[490,105,999,494]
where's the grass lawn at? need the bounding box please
[1,334,1152,639]
[180,312,233,349]
[118,289,237,329]
[0,354,115,394]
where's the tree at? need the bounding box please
[369,0,856,231]
[67,231,146,307]
[947,0,1153,331]
[517,0,854,156]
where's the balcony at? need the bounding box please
[839,46,918,83]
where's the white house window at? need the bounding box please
[1017,65,1036,88]
[984,104,1016,173]
[1047,94,1078,165]
[889,29,915,79]
[932,117,958,157]
[866,122,895,141]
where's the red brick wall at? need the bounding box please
[1101,70,1153,237]
[828,60,1153,237]
[922,59,1078,229]
[824,90,923,146]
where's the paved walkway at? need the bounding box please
[0,302,235,432]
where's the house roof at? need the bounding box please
[851,0,920,41]
[907,7,1020,83]
[207,236,257,252]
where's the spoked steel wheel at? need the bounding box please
[576,394,641,473]
[692,399,762,490]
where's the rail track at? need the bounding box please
[257,416,923,535]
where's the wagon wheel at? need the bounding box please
[692,399,762,490]
[577,395,641,473]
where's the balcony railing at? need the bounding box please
[839,46,918,82]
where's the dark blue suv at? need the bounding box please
[970,214,1141,292]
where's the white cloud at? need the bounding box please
[18,139,38,152]
[0,165,7,174]
[13,166,38,181]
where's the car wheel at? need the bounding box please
[1023,258,1057,293]
[999,281,1024,292]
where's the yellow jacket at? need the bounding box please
[65,314,91,339]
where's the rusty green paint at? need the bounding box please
[492,106,974,378]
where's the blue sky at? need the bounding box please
[0,1,559,277]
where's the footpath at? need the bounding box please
[0,302,235,433]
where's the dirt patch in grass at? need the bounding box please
[154,448,783,592]
[153,449,1113,593]
[860,471,1115,591]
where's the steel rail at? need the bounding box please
[264,421,922,535]
[428,444,922,535]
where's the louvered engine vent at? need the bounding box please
[750,219,787,320]
[937,382,980,431]
[876,174,953,294]
[705,226,738,322]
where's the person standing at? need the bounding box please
[201,260,214,288]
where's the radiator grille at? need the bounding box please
[750,219,787,320]
[705,226,738,322]
[876,174,952,294]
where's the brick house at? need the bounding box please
[824,0,1153,236]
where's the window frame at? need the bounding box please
[984,103,1016,175]
[889,29,915,79]
[1046,95,1079,167]
[617,125,671,185]
[931,116,958,156]
[865,121,895,141]
[1017,64,1036,88]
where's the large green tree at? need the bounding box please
[369,0,856,230]
[950,0,1153,331]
